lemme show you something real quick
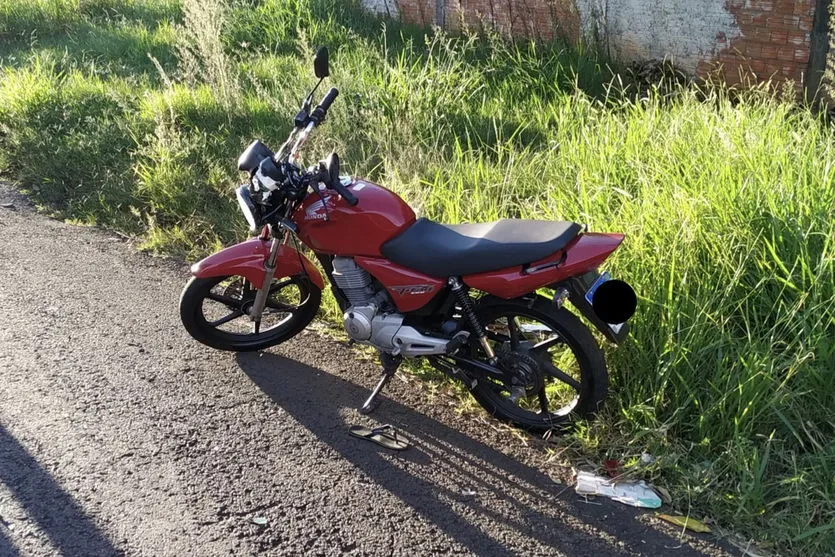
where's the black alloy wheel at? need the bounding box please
[466,295,608,433]
[179,274,321,351]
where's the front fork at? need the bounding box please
[248,226,291,328]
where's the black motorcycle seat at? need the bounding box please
[380,218,582,278]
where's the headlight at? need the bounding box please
[236,185,259,234]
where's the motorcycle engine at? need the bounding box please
[331,256,388,339]
[331,257,449,357]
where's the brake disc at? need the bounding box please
[222,279,246,300]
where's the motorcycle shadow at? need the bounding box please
[235,350,726,557]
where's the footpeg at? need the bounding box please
[445,331,470,355]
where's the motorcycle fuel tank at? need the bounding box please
[294,178,416,257]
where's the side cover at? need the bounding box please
[191,238,324,290]
[354,257,444,312]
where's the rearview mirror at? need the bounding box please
[314,47,329,78]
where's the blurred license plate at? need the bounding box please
[584,271,612,305]
[584,272,625,334]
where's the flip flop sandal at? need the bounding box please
[348,424,410,451]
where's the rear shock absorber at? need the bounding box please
[448,277,496,363]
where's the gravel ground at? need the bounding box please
[0,184,738,556]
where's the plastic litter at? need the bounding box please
[251,516,268,526]
[657,514,711,533]
[575,470,662,509]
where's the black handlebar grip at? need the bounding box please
[310,87,340,125]
[318,87,339,111]
[334,182,358,206]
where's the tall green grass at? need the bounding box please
[1,1,833,553]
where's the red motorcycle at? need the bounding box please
[180,48,636,432]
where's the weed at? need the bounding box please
[175,0,239,113]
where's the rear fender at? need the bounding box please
[190,238,324,290]
[556,233,624,277]
[463,233,625,299]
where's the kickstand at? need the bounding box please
[359,352,402,415]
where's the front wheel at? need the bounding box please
[466,295,608,433]
[179,274,321,351]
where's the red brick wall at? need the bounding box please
[394,0,580,45]
[699,0,817,89]
[387,0,819,91]
[396,0,435,26]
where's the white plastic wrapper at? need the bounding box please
[575,470,662,509]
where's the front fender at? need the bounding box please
[190,238,324,290]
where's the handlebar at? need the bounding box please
[288,87,339,164]
[269,86,357,205]
[309,87,339,125]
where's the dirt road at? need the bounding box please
[0,185,735,556]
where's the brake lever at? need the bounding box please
[308,162,357,207]
[333,180,358,207]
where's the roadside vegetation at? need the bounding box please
[1,1,833,554]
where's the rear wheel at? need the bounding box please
[179,274,321,351]
[467,295,608,433]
